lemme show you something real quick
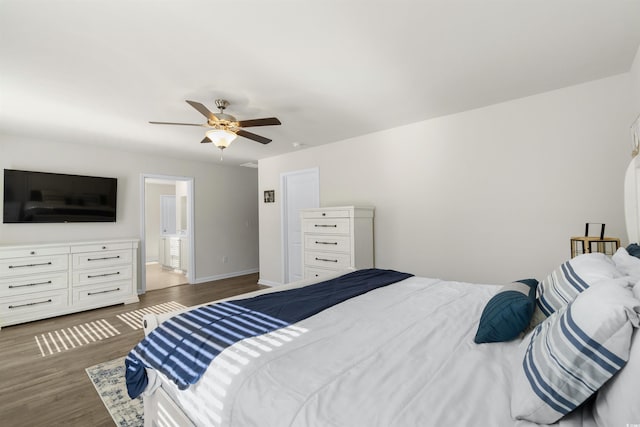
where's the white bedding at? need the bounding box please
[149,276,596,427]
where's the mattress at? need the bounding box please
[144,276,596,427]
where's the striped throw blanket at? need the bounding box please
[125,268,413,398]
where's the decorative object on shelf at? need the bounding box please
[631,113,640,158]
[264,190,275,203]
[149,99,281,160]
[570,222,620,258]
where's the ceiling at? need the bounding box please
[1,1,640,166]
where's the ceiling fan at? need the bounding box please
[150,99,281,158]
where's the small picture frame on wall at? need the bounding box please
[264,190,275,203]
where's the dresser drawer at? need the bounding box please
[72,280,134,306]
[71,242,133,253]
[0,289,68,323]
[304,235,351,252]
[304,266,340,279]
[302,218,350,234]
[0,254,68,277]
[0,245,69,259]
[72,265,132,286]
[72,249,132,270]
[302,210,350,219]
[0,272,68,298]
[305,251,351,269]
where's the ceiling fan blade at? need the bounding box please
[236,130,272,144]
[186,100,217,121]
[237,117,281,127]
[149,121,206,126]
[200,137,212,144]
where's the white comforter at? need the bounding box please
[155,276,595,427]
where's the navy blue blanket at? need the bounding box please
[125,268,412,398]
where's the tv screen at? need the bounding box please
[3,169,117,223]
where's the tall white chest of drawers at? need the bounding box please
[0,239,139,329]
[301,206,374,279]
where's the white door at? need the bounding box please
[281,168,320,283]
[160,195,177,236]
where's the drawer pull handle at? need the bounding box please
[87,256,121,261]
[88,287,121,296]
[8,261,53,269]
[9,280,52,289]
[314,224,337,228]
[87,272,121,279]
[9,299,53,309]
[315,257,338,263]
[315,241,338,245]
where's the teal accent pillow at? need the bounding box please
[474,279,538,344]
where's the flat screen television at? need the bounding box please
[3,169,117,223]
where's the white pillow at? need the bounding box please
[511,281,640,424]
[535,253,621,318]
[593,328,640,427]
[612,247,640,278]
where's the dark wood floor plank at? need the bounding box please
[0,273,260,427]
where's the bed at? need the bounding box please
[125,160,640,427]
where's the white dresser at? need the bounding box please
[301,206,374,279]
[0,239,139,329]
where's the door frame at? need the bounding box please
[139,173,195,293]
[280,167,320,283]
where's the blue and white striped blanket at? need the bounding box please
[125,268,413,398]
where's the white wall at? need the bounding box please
[0,137,259,283]
[631,44,640,123]
[259,74,632,285]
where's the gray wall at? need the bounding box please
[0,138,259,283]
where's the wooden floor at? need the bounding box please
[145,262,188,291]
[0,273,261,427]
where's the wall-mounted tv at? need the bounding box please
[3,169,117,223]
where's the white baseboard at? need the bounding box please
[257,278,282,287]
[193,268,259,284]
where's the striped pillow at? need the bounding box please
[511,281,640,424]
[536,253,621,317]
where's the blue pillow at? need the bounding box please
[474,279,537,344]
[626,243,640,258]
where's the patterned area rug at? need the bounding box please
[86,356,143,427]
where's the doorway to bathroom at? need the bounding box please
[140,174,195,293]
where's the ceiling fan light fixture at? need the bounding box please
[205,129,237,149]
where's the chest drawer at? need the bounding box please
[302,218,350,235]
[302,210,350,219]
[71,242,133,253]
[72,280,134,306]
[0,272,68,298]
[305,251,351,269]
[304,266,340,279]
[72,265,132,286]
[0,289,68,320]
[304,235,351,253]
[0,245,69,259]
[72,249,132,270]
[0,254,68,277]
